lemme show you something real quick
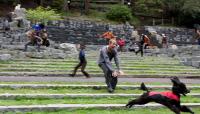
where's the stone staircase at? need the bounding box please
[0,83,199,113]
[1,29,200,113]
[0,51,200,78]
[0,51,200,113]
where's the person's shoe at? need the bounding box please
[108,87,114,93]
[69,74,75,77]
[85,76,91,78]
[85,75,91,78]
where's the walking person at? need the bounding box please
[69,44,90,78]
[195,28,200,45]
[98,39,123,93]
[135,34,145,57]
[161,34,168,48]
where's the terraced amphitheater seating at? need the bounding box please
[0,83,200,113]
[0,51,200,77]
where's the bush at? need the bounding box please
[106,5,132,23]
[26,6,61,24]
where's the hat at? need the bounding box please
[162,34,166,37]
[32,24,41,31]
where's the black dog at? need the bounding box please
[126,77,194,114]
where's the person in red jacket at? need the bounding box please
[117,38,125,52]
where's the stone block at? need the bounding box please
[191,61,200,68]
[191,56,200,61]
[0,54,11,61]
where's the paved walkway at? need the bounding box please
[0,76,200,84]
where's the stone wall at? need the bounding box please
[144,26,196,46]
[144,45,200,68]
[47,19,134,45]
[1,18,198,46]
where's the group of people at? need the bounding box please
[101,31,126,52]
[69,30,170,93]
[24,23,50,52]
[128,33,169,57]
[23,27,200,94]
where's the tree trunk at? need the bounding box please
[84,0,90,15]
[153,18,155,26]
[15,0,21,5]
[121,0,124,4]
[40,0,44,6]
[63,0,69,11]
[171,17,174,25]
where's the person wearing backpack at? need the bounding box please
[24,24,43,52]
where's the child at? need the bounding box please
[69,44,90,78]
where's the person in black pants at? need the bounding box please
[135,34,145,57]
[69,44,90,78]
[98,39,122,93]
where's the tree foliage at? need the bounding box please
[133,0,164,17]
[106,5,132,22]
[182,0,200,18]
[163,0,184,17]
[26,6,61,24]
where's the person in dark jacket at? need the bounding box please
[135,34,145,57]
[69,44,90,78]
[98,39,123,93]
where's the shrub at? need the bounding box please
[26,6,61,24]
[106,5,132,23]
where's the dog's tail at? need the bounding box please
[140,82,149,92]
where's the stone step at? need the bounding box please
[11,58,178,62]
[0,103,199,112]
[0,71,198,76]
[1,67,199,72]
[0,72,199,78]
[1,65,189,70]
[1,62,181,66]
[0,84,199,89]
[0,93,199,99]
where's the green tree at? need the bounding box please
[133,0,164,17]
[26,6,61,24]
[182,0,200,18]
[106,5,132,22]
[162,0,184,25]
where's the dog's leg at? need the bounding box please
[161,102,180,114]
[179,105,194,114]
[126,94,151,108]
[126,98,151,108]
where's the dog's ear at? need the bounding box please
[171,76,181,84]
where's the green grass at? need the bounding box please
[0,96,199,106]
[0,87,200,94]
[0,81,197,85]
[0,55,199,77]
[4,108,200,114]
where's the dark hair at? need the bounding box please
[80,43,86,48]
[39,23,45,29]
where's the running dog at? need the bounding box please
[126,77,194,114]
